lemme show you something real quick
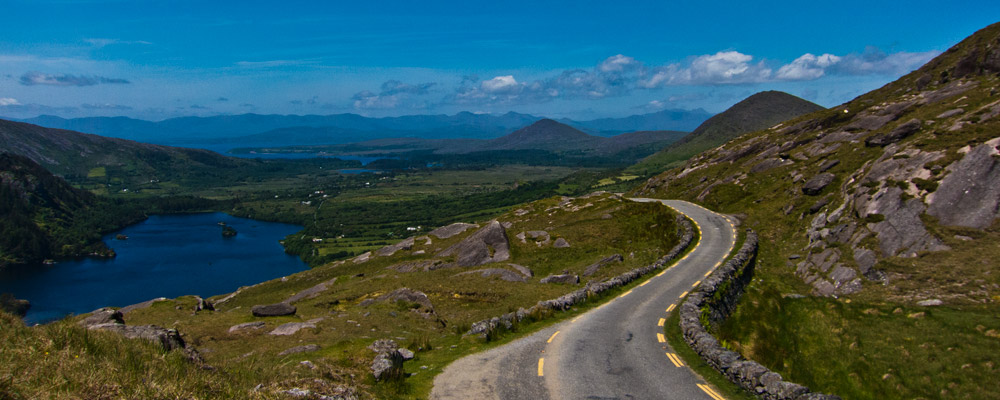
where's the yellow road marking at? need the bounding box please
[657,318,665,327]
[666,353,684,367]
[698,384,726,400]
[656,270,666,277]
[571,315,582,323]
[679,291,688,298]
[666,303,676,313]
[547,331,560,343]
[537,358,545,376]
[639,280,650,287]
[657,333,665,343]
[691,280,701,288]
[704,270,712,277]
[619,289,633,298]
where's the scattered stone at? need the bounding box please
[387,260,440,273]
[352,252,372,264]
[299,360,315,369]
[523,230,551,245]
[917,299,943,307]
[788,254,802,260]
[398,348,415,360]
[278,344,320,356]
[79,308,123,327]
[429,222,478,239]
[583,254,624,276]
[228,321,266,334]
[553,238,571,248]
[193,296,213,312]
[539,274,579,284]
[809,196,830,214]
[437,221,510,267]
[251,303,296,317]
[269,321,317,336]
[829,266,857,285]
[812,279,837,297]
[751,158,791,173]
[802,173,835,195]
[845,114,894,131]
[908,312,926,319]
[954,235,974,241]
[369,339,405,381]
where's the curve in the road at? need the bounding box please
[431,199,737,400]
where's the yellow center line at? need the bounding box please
[656,333,665,343]
[691,280,701,288]
[657,318,665,327]
[547,331,560,343]
[571,315,582,323]
[656,270,666,277]
[639,280,650,287]
[678,291,688,299]
[537,358,545,376]
[703,270,712,277]
[666,303,676,313]
[666,352,684,367]
[697,384,726,400]
[619,289,633,298]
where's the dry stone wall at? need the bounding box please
[679,229,841,400]
[466,217,695,337]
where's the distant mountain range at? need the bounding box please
[15,108,712,149]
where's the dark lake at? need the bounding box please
[0,213,308,325]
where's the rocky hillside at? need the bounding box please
[628,91,824,174]
[637,22,1000,399]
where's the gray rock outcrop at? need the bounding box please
[429,223,478,239]
[375,237,415,257]
[284,278,338,304]
[269,319,322,336]
[865,119,922,147]
[583,254,624,277]
[539,274,579,284]
[927,139,1000,228]
[90,323,186,351]
[508,264,533,278]
[279,344,320,356]
[228,321,266,334]
[455,268,527,282]
[437,221,510,267]
[360,288,435,313]
[251,303,296,317]
[553,238,571,248]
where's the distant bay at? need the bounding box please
[0,213,308,325]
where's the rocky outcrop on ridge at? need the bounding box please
[437,221,510,267]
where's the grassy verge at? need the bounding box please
[663,309,756,400]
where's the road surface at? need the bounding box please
[431,199,737,400]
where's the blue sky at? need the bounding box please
[1,0,998,121]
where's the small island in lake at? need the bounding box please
[221,225,237,238]
[115,234,128,240]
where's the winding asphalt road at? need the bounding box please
[431,199,737,400]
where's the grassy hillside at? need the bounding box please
[635,21,1000,399]
[627,91,824,175]
[1,192,684,399]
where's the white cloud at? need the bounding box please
[599,54,638,73]
[643,51,773,87]
[481,75,522,94]
[0,97,20,106]
[832,49,939,76]
[776,53,842,80]
[351,80,436,110]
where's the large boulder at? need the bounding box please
[369,339,405,381]
[89,323,186,351]
[437,221,510,267]
[865,119,922,147]
[79,308,124,327]
[802,173,835,195]
[251,303,296,317]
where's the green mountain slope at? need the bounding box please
[636,22,1000,399]
[627,91,824,175]
[0,118,359,194]
[0,153,143,267]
